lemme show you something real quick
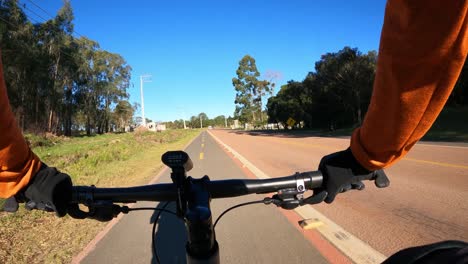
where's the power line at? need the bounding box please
[26,0,54,19]
[0,14,16,28]
[0,14,75,61]
[22,3,49,24]
[23,0,84,38]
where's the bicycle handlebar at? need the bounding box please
[71,171,323,204]
[67,150,328,264]
[69,160,326,264]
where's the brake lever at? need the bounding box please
[266,188,327,210]
[301,190,327,205]
[68,201,122,222]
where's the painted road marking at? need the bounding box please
[299,218,324,230]
[199,152,204,160]
[202,143,205,148]
[263,137,468,169]
[208,131,387,264]
[417,143,468,149]
[404,158,468,169]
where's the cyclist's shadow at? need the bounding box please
[150,202,187,264]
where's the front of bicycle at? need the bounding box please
[70,150,326,264]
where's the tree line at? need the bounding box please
[165,113,234,129]
[0,0,134,136]
[265,46,467,130]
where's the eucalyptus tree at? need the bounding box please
[232,55,273,125]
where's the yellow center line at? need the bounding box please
[201,143,204,148]
[199,152,204,160]
[404,158,468,169]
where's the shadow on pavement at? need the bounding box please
[224,128,352,139]
[221,129,468,144]
[150,202,187,264]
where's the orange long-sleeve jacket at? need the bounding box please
[0,1,467,198]
[0,55,42,198]
[350,1,468,170]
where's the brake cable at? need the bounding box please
[213,200,266,229]
[213,188,327,229]
[118,202,178,264]
[151,202,171,264]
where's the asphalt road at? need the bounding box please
[79,132,330,264]
[209,129,468,256]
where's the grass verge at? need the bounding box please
[0,129,200,264]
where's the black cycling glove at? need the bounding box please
[318,148,390,203]
[3,164,73,217]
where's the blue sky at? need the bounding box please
[24,0,386,122]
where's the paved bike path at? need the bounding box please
[79,131,329,264]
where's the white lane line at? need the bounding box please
[208,131,387,264]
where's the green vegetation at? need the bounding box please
[259,106,468,143]
[265,47,467,133]
[166,113,236,129]
[422,106,468,142]
[267,47,377,130]
[232,55,274,126]
[1,0,134,136]
[0,129,200,263]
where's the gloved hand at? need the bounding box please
[2,165,73,217]
[318,148,390,203]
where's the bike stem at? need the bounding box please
[169,162,219,263]
[170,167,188,217]
[184,176,220,263]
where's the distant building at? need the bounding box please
[146,122,166,132]
[231,119,240,129]
[156,124,166,131]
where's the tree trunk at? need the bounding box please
[86,116,91,136]
[21,112,24,132]
[35,89,39,128]
[20,72,25,131]
[64,115,72,136]
[48,110,53,132]
[357,108,362,125]
[356,90,362,125]
[105,117,109,133]
[53,114,60,135]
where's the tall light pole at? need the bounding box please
[140,74,152,127]
[200,115,203,128]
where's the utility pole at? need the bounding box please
[177,107,187,129]
[225,116,228,128]
[200,116,203,128]
[140,74,152,127]
[182,109,187,129]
